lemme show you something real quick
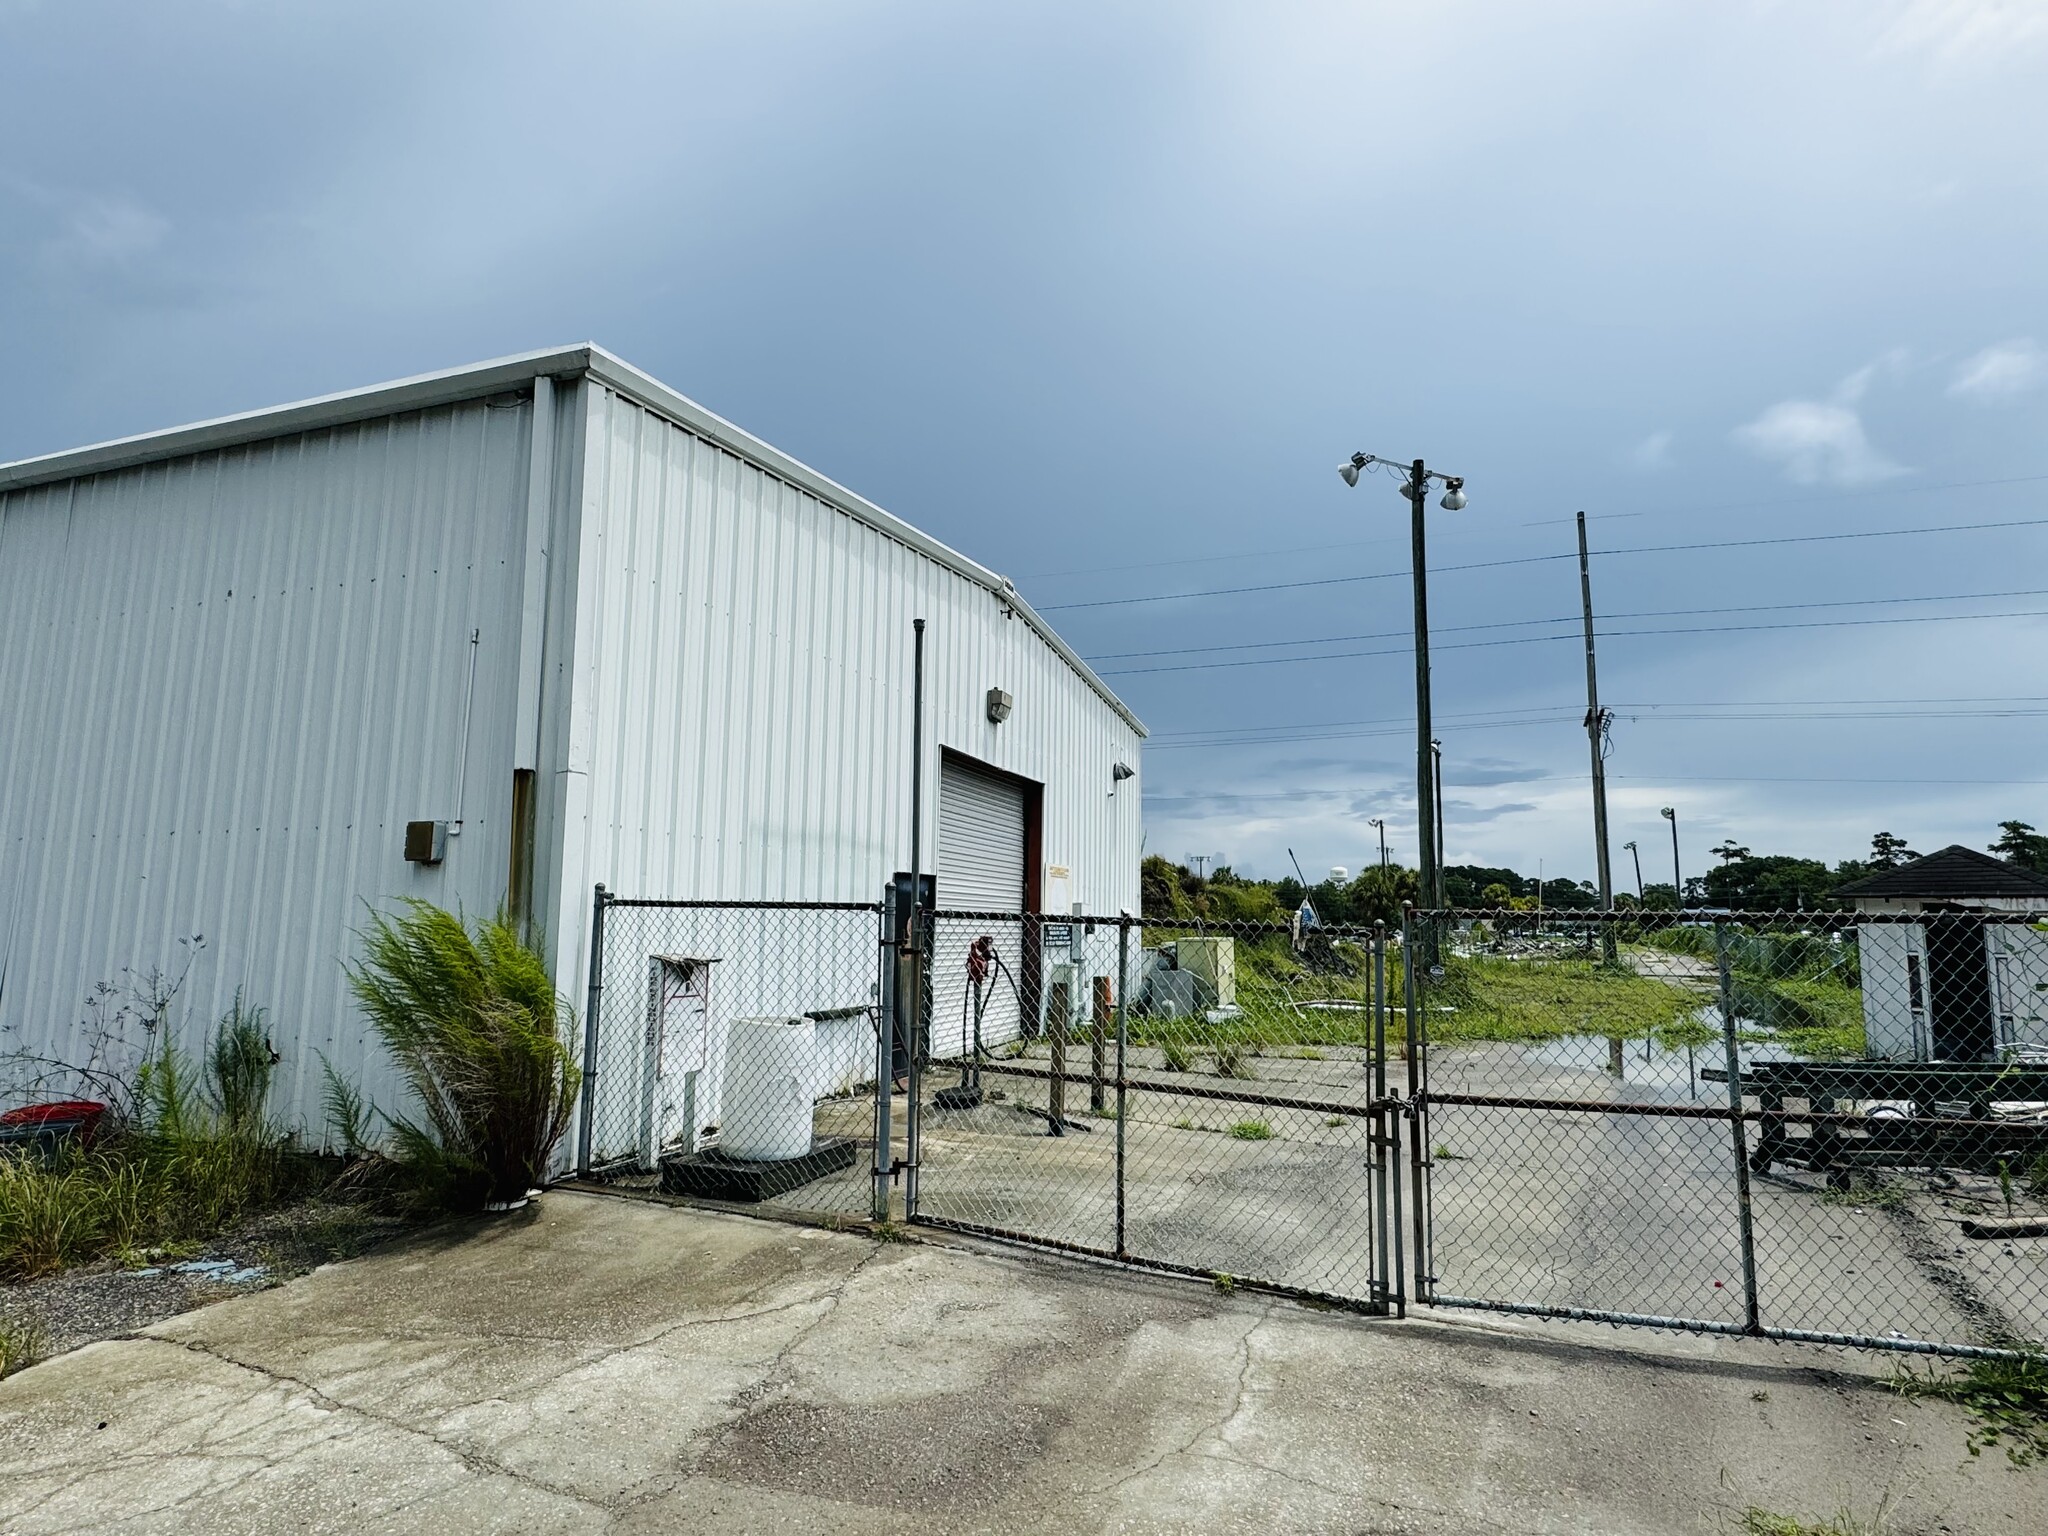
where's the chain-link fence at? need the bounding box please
[571,889,2048,1358]
[574,895,883,1222]
[1408,908,2048,1358]
[908,910,1398,1311]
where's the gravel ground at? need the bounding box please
[0,1199,415,1364]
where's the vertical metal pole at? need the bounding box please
[1716,923,1763,1333]
[1409,462,1438,954]
[1048,979,1070,1133]
[1404,909,1430,1302]
[1430,738,1446,907]
[1090,975,1110,1113]
[874,885,897,1221]
[905,904,926,1219]
[909,618,925,896]
[1372,922,1395,1313]
[576,884,607,1176]
[1669,810,1683,906]
[1114,917,1130,1260]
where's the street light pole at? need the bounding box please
[1624,840,1644,902]
[1369,817,1387,871]
[1661,806,1681,906]
[1342,450,1466,963]
[1407,461,1438,922]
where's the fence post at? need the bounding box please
[1372,921,1400,1315]
[1716,922,1763,1334]
[874,883,897,1221]
[1048,978,1070,1133]
[1090,974,1111,1113]
[905,903,928,1220]
[1404,908,1430,1303]
[1115,917,1130,1260]
[576,884,608,1176]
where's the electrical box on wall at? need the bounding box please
[404,820,449,865]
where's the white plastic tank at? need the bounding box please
[719,1016,815,1161]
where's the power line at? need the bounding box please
[1146,706,2048,751]
[1041,516,2048,612]
[1018,472,2048,582]
[1143,770,2048,804]
[1149,695,2048,740]
[1098,605,2048,676]
[1087,587,2048,663]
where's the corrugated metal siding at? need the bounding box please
[552,388,1143,1152]
[554,386,1142,914]
[0,402,534,1133]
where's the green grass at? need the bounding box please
[1817,1176,1912,1212]
[1228,1120,1273,1141]
[0,999,317,1281]
[1213,1042,1254,1079]
[1422,954,1701,1044]
[1736,1503,1887,1536]
[0,1313,45,1378]
[1895,1350,2048,1466]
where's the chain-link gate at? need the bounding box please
[572,888,2048,1358]
[907,909,1401,1312]
[1407,908,2048,1359]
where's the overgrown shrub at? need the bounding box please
[345,902,580,1208]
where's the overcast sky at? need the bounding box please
[5,1,2046,887]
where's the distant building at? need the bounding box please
[1835,845,2048,1060]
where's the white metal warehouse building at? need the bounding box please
[0,345,1144,1137]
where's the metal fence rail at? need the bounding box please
[574,889,2048,1358]
[1408,907,2048,1359]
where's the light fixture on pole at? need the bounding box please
[1660,806,1681,906]
[1623,839,1644,903]
[1340,450,1467,957]
[1368,817,1387,870]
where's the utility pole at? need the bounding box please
[1408,460,1438,929]
[1369,818,1387,871]
[1430,738,1446,906]
[1577,513,1614,913]
[1662,806,1681,907]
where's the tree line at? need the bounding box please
[1140,820,2048,922]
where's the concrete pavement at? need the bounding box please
[1,1189,2040,1534]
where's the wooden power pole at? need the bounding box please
[1577,512,1615,924]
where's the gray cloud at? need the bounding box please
[1948,338,2045,401]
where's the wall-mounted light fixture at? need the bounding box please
[986,687,1013,724]
[1110,761,1134,798]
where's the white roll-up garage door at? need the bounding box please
[934,756,1029,1056]
[937,756,1027,912]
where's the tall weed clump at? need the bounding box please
[0,993,293,1279]
[346,902,579,1208]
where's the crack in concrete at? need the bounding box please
[1084,1304,1272,1500]
[161,1336,615,1516]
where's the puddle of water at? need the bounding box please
[1527,1008,1805,1104]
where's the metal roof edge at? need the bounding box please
[0,344,599,493]
[580,346,1147,739]
[0,341,1146,738]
